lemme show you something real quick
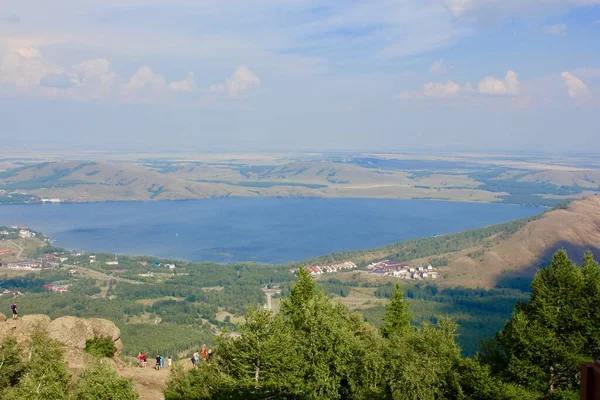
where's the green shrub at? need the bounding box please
[85,336,116,358]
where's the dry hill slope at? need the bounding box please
[443,195,600,287]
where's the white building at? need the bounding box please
[18,230,35,238]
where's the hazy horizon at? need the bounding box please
[1,1,599,152]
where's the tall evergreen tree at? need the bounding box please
[217,307,304,397]
[485,250,600,396]
[380,283,412,339]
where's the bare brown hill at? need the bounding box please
[442,195,600,288]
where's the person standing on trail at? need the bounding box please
[193,350,199,367]
[207,349,213,361]
[10,302,17,320]
[201,345,207,361]
[168,356,172,368]
[160,354,165,369]
[155,354,161,370]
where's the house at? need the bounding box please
[18,230,35,238]
[43,284,69,293]
[105,261,119,266]
[427,265,433,270]
[165,264,176,270]
[138,261,148,267]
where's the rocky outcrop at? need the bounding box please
[47,316,123,355]
[0,312,6,322]
[0,314,122,357]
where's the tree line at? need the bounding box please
[165,250,600,400]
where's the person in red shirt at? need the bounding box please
[201,345,207,361]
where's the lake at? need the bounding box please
[0,198,544,264]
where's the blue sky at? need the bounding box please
[0,0,599,152]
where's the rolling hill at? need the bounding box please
[0,161,328,202]
[441,195,600,288]
[0,160,503,203]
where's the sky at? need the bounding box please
[0,0,599,153]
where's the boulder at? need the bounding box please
[21,314,51,333]
[0,312,6,322]
[0,314,50,345]
[47,316,122,356]
[48,316,94,349]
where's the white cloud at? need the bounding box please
[0,47,234,103]
[424,81,462,97]
[72,59,120,99]
[400,70,520,99]
[0,47,58,91]
[561,71,591,99]
[544,23,567,36]
[478,71,520,96]
[430,60,447,74]
[169,72,196,93]
[210,65,260,97]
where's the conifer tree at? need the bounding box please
[69,362,138,400]
[2,327,71,400]
[0,337,25,393]
[380,283,412,339]
[486,250,599,396]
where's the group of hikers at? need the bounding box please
[137,352,172,370]
[191,344,213,367]
[10,302,216,372]
[136,344,213,370]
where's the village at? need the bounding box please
[290,261,358,276]
[289,259,439,281]
[366,259,438,280]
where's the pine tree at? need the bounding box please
[2,327,71,400]
[380,283,412,339]
[217,307,304,397]
[69,362,138,400]
[487,250,598,396]
[0,337,25,393]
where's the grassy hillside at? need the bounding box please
[0,160,503,203]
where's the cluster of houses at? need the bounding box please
[18,229,36,238]
[138,260,176,270]
[291,261,357,276]
[43,281,70,293]
[367,260,438,280]
[0,253,67,271]
[0,227,37,239]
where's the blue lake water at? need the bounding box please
[0,198,544,264]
